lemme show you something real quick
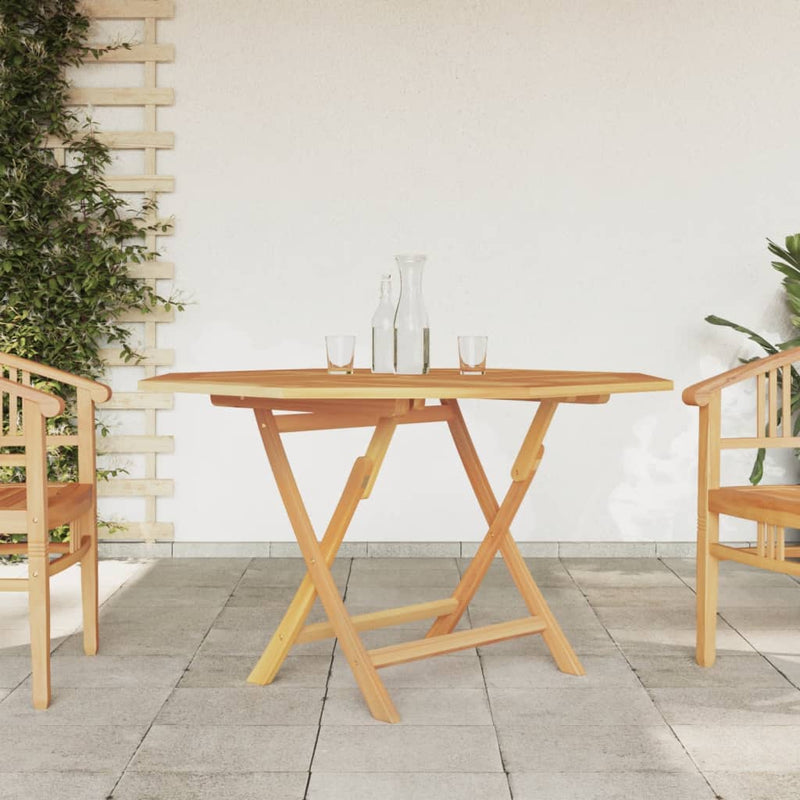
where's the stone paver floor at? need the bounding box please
[1,556,800,799]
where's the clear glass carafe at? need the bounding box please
[393,254,429,374]
[371,274,394,373]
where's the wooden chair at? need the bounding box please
[684,345,800,667]
[0,353,110,708]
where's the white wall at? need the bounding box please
[115,0,800,544]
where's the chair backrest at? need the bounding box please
[683,345,800,490]
[0,353,111,483]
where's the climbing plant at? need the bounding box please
[0,0,181,539]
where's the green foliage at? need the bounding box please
[0,0,181,543]
[706,235,800,484]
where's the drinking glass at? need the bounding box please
[325,335,356,374]
[458,335,488,375]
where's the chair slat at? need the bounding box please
[768,370,778,436]
[757,521,765,557]
[756,373,765,436]
[782,365,792,437]
[7,367,19,435]
[767,524,776,560]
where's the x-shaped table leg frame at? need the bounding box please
[245,397,584,723]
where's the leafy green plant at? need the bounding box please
[706,235,800,484]
[0,0,181,543]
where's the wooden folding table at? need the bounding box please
[140,367,672,722]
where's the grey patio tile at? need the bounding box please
[481,654,640,689]
[478,624,617,657]
[351,557,459,572]
[0,686,171,727]
[508,771,715,799]
[342,585,458,608]
[179,654,331,688]
[470,584,590,608]
[99,603,222,627]
[56,622,207,657]
[457,559,574,588]
[112,772,307,800]
[523,558,581,587]
[329,652,483,688]
[737,630,800,657]
[102,585,233,608]
[347,569,460,589]
[718,586,800,607]
[664,558,799,588]
[242,558,349,587]
[196,626,335,658]
[129,724,317,773]
[0,772,118,800]
[306,772,512,799]
[210,606,320,631]
[630,654,791,689]
[156,687,324,726]
[312,725,503,772]
[0,636,66,657]
[469,603,602,631]
[0,689,9,703]
[720,606,800,630]
[225,585,303,607]
[496,725,695,773]
[608,624,754,657]
[129,560,249,589]
[583,586,696,607]
[562,558,686,588]
[593,606,698,629]
[650,687,800,726]
[321,688,493,725]
[674,725,800,772]
[488,687,663,727]
[46,655,188,688]
[0,724,145,772]
[0,657,30,689]
[705,772,800,800]
[763,653,800,686]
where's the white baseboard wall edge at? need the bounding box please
[97,540,741,560]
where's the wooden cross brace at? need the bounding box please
[237,397,586,723]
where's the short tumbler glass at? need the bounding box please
[325,335,356,374]
[458,335,488,375]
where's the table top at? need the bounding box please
[139,368,673,401]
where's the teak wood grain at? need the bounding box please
[685,344,800,667]
[0,354,110,709]
[140,365,671,722]
[141,367,671,400]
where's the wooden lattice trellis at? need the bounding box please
[59,0,176,541]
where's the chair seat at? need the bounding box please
[709,484,800,528]
[0,483,94,534]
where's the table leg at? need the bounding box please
[248,409,399,722]
[248,415,396,684]
[428,398,584,675]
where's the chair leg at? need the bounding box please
[77,515,99,656]
[696,509,719,667]
[28,555,51,709]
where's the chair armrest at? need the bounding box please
[0,352,111,403]
[0,376,64,417]
[683,345,800,407]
